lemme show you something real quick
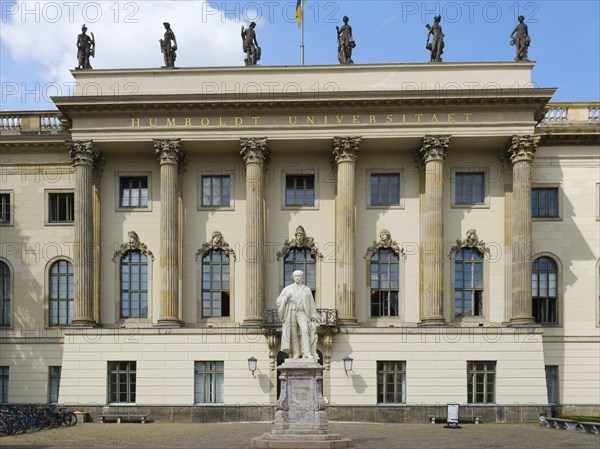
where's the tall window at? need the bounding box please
[202,175,231,208]
[377,361,406,403]
[202,250,230,317]
[455,249,484,317]
[545,365,559,404]
[194,361,224,403]
[49,366,61,403]
[284,248,316,298]
[532,187,559,218]
[370,249,399,317]
[0,193,11,224]
[108,361,136,404]
[455,172,485,205]
[286,175,314,207]
[120,251,148,319]
[0,261,10,326]
[467,361,495,404]
[0,366,8,403]
[49,260,74,326]
[48,192,74,223]
[532,256,558,325]
[120,176,148,208]
[370,173,400,206]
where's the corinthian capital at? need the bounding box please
[332,136,361,164]
[507,135,540,164]
[240,137,269,164]
[154,139,186,166]
[415,135,450,166]
[67,140,101,167]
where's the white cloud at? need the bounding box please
[1,1,244,88]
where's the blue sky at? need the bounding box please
[1,0,599,111]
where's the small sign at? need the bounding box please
[445,403,461,428]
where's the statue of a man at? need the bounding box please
[510,16,530,61]
[75,24,95,70]
[241,22,260,65]
[160,22,177,68]
[336,16,355,64]
[276,270,318,360]
[426,15,445,62]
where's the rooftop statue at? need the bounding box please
[426,15,444,62]
[241,22,260,65]
[510,16,530,61]
[336,16,355,64]
[75,24,95,70]
[160,22,177,68]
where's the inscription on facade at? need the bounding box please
[129,113,474,129]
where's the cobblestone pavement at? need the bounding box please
[1,423,598,449]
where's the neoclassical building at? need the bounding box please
[0,62,598,421]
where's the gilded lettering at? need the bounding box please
[430,114,439,123]
[402,114,406,123]
[415,114,424,123]
[463,113,472,122]
[369,115,377,124]
[167,118,176,127]
[131,118,140,128]
[447,113,455,123]
[336,115,344,124]
[386,115,393,124]
[219,117,226,127]
[305,116,314,125]
[352,115,360,124]
[185,118,192,127]
[288,116,297,125]
[323,116,328,125]
[149,118,158,128]
[252,117,261,125]
[235,117,243,126]
[201,118,210,126]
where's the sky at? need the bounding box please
[1,0,599,111]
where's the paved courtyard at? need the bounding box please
[1,422,598,449]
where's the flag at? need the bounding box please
[295,0,306,28]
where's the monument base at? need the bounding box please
[250,358,352,449]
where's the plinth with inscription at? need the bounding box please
[251,358,352,449]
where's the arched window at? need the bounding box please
[532,256,558,324]
[202,250,230,317]
[370,248,399,317]
[284,248,316,298]
[0,261,10,326]
[49,260,74,326]
[120,251,148,319]
[454,248,484,317]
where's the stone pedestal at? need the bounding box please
[251,359,352,449]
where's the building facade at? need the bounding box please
[0,62,598,421]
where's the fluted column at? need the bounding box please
[240,137,269,325]
[154,139,186,326]
[332,137,361,324]
[507,135,539,325]
[416,135,450,325]
[67,140,102,326]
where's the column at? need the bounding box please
[67,140,102,326]
[240,137,269,325]
[92,154,105,323]
[416,135,450,325]
[507,135,539,325]
[332,136,361,324]
[154,139,186,326]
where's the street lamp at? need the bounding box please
[248,356,257,376]
[343,356,353,375]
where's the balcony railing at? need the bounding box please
[0,111,66,135]
[542,103,600,125]
[263,308,339,328]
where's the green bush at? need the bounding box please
[558,415,600,423]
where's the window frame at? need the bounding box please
[201,250,231,319]
[367,170,404,209]
[46,190,75,225]
[119,251,149,320]
[467,361,496,404]
[198,174,234,210]
[0,259,12,327]
[0,366,8,403]
[376,361,406,404]
[282,170,318,210]
[454,248,485,319]
[545,365,559,404]
[532,255,560,326]
[451,167,490,209]
[48,366,61,404]
[115,173,152,212]
[369,248,400,318]
[0,191,13,226]
[48,258,75,327]
[283,247,317,301]
[531,185,562,221]
[194,361,224,404]
[107,361,137,405]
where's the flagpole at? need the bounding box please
[300,3,305,65]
